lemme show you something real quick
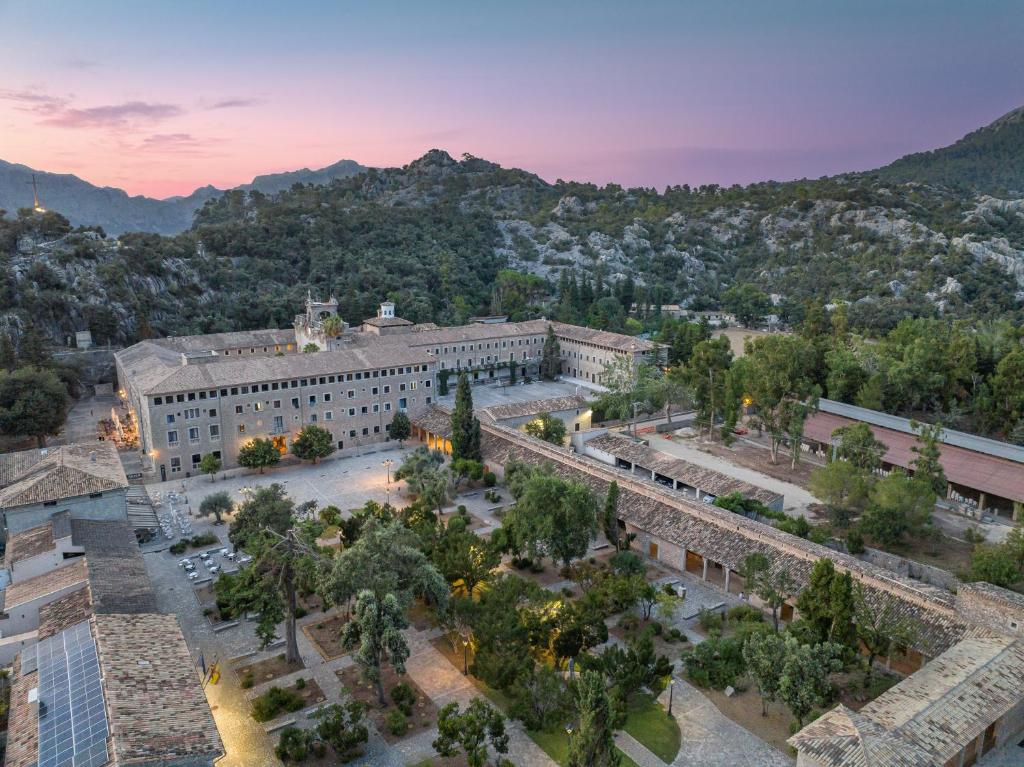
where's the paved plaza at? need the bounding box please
[436,377,602,411]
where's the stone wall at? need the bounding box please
[859,546,961,592]
[52,347,119,386]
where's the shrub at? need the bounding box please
[391,682,416,716]
[295,677,306,690]
[240,673,254,689]
[169,541,187,555]
[252,686,306,722]
[295,607,308,620]
[457,505,468,516]
[385,709,407,736]
[698,608,724,634]
[275,726,313,763]
[649,620,663,636]
[726,605,763,624]
[190,532,219,547]
[609,550,645,576]
[682,636,745,689]
[483,471,497,487]
[846,527,865,554]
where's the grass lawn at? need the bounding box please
[623,692,681,763]
[530,728,641,767]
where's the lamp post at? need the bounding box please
[383,458,394,505]
[667,676,675,717]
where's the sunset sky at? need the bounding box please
[2,0,1023,198]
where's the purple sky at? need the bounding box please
[1,1,1022,197]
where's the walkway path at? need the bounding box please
[642,431,820,517]
[657,678,793,767]
[615,732,668,767]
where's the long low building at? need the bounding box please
[575,430,784,510]
[803,399,1024,522]
[115,297,656,478]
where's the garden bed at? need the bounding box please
[697,683,793,755]
[335,665,437,743]
[250,677,325,722]
[235,653,305,686]
[301,615,349,661]
[194,584,228,625]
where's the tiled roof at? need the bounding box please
[363,316,413,327]
[4,557,88,609]
[479,421,966,657]
[93,613,224,764]
[0,442,128,510]
[151,327,296,353]
[958,580,1024,612]
[584,432,783,506]
[804,411,1024,503]
[6,655,38,767]
[789,631,1024,766]
[481,395,590,423]
[551,321,656,353]
[4,521,55,566]
[119,342,434,396]
[351,318,551,348]
[37,586,93,639]
[413,406,454,440]
[71,519,158,613]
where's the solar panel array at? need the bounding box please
[36,620,109,767]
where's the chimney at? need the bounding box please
[89,451,97,463]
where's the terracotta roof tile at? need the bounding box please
[4,557,89,609]
[0,442,127,510]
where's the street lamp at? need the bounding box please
[382,458,394,485]
[667,676,675,717]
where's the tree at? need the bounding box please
[291,424,335,464]
[567,671,621,767]
[551,601,608,678]
[778,636,843,728]
[438,369,452,396]
[722,283,771,327]
[852,585,915,685]
[433,698,510,767]
[739,335,820,465]
[217,521,315,665]
[238,438,281,474]
[0,334,16,371]
[0,367,70,447]
[603,481,623,550]
[743,631,786,716]
[322,519,449,612]
[198,491,233,524]
[647,365,691,424]
[313,701,368,762]
[541,324,562,380]
[320,315,344,338]
[831,422,887,472]
[388,410,411,445]
[794,558,849,646]
[685,337,733,438]
[861,471,936,546]
[809,461,871,529]
[343,590,410,705]
[509,664,573,731]
[228,483,295,550]
[433,517,500,596]
[502,469,598,567]
[523,412,567,445]
[451,372,482,461]
[968,544,1021,587]
[450,458,485,487]
[909,420,946,496]
[199,452,221,482]
[275,726,315,763]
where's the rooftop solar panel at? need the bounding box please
[36,620,109,767]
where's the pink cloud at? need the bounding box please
[41,100,183,129]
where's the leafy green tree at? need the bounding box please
[343,590,410,705]
[388,410,411,445]
[507,358,517,385]
[551,601,608,678]
[302,342,319,353]
[861,471,936,546]
[794,558,847,645]
[968,544,1021,587]
[0,366,69,447]
[990,351,1024,432]
[567,671,621,767]
[313,701,369,762]
[740,335,820,465]
[743,631,786,716]
[502,468,598,567]
[540,324,562,380]
[647,364,691,424]
[809,461,871,529]
[433,698,510,767]
[685,337,733,437]
[523,412,567,444]
[228,483,295,550]
[852,585,915,685]
[603,481,622,550]
[509,664,573,731]
[585,635,671,705]
[778,636,843,728]
[451,372,482,461]
[275,726,314,763]
[395,446,445,492]
[291,424,335,464]
[323,519,449,611]
[722,283,771,327]
[199,452,221,481]
[438,369,452,396]
[198,490,233,524]
[450,457,485,487]
[909,420,947,496]
[831,422,887,472]
[432,517,500,596]
[0,334,16,371]
[320,315,344,338]
[238,438,281,474]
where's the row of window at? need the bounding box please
[151,365,430,406]
[438,351,531,370]
[431,336,541,355]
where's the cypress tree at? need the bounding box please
[451,372,481,461]
[603,481,620,549]
[567,671,620,767]
[541,325,562,380]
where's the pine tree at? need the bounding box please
[540,325,562,380]
[567,671,620,767]
[451,372,481,461]
[0,333,16,371]
[910,420,947,496]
